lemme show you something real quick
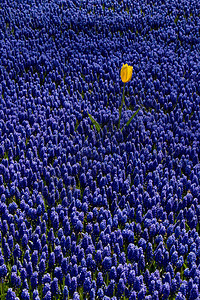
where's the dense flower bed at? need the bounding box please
[0,0,200,299]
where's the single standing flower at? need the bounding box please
[88,63,139,132]
[119,64,139,129]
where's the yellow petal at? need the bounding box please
[120,64,133,83]
[127,66,133,82]
[120,64,128,83]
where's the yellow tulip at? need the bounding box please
[120,64,133,83]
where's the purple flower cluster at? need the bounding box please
[0,0,200,299]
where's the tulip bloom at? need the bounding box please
[120,64,133,83]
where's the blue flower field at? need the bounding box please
[0,0,200,299]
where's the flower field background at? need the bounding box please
[0,0,200,299]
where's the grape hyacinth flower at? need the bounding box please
[6,288,17,300]
[21,289,30,300]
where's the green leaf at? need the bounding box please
[121,108,140,131]
[75,118,79,131]
[87,112,101,132]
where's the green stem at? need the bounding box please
[1,281,5,300]
[118,83,125,129]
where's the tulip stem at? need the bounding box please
[118,83,125,129]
